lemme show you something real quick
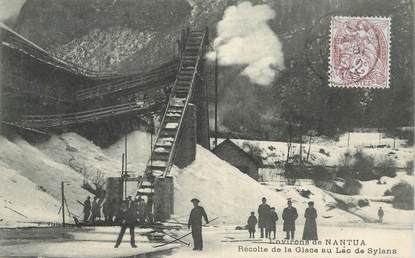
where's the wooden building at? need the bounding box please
[213,139,263,180]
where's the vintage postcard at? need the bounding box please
[0,0,413,258]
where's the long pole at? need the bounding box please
[214,52,218,148]
[124,134,128,198]
[150,117,154,168]
[121,153,125,200]
[121,153,125,175]
[124,134,128,173]
[61,181,65,227]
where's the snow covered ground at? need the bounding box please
[324,172,415,224]
[165,224,413,258]
[171,146,362,226]
[0,130,413,257]
[359,172,414,197]
[0,135,93,226]
[37,133,121,179]
[0,224,412,258]
[0,133,128,227]
[0,161,61,226]
[217,132,414,168]
[0,130,413,228]
[0,130,156,227]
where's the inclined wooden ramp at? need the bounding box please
[132,29,208,216]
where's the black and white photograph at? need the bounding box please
[0,0,413,257]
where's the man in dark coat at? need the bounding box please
[83,196,91,222]
[91,196,100,225]
[282,200,298,240]
[131,197,139,218]
[188,198,209,251]
[114,201,137,248]
[258,197,271,238]
[302,201,318,240]
[267,207,279,240]
[378,206,384,223]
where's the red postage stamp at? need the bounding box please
[329,16,391,88]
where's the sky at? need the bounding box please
[0,0,25,21]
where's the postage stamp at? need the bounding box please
[329,16,391,88]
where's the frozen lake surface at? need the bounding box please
[0,223,412,258]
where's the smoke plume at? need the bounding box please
[207,1,284,86]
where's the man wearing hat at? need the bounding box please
[258,197,271,238]
[282,199,298,240]
[114,200,138,248]
[188,198,209,251]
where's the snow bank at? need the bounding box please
[171,146,362,225]
[0,133,128,226]
[0,131,153,226]
[104,130,152,176]
[359,172,414,197]
[171,145,285,224]
[261,182,362,224]
[326,191,414,224]
[37,133,120,180]
[0,161,60,227]
[358,203,414,224]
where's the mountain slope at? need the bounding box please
[11,0,414,137]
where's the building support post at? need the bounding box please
[61,181,65,227]
[214,53,218,148]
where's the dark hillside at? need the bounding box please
[9,0,414,139]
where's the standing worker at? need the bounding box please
[258,197,271,238]
[378,206,384,223]
[114,200,138,248]
[83,196,91,223]
[188,198,209,251]
[282,199,298,240]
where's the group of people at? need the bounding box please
[83,195,148,226]
[247,197,318,241]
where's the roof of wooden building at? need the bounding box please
[212,138,263,167]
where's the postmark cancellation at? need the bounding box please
[329,16,391,89]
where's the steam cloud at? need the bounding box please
[207,1,285,86]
